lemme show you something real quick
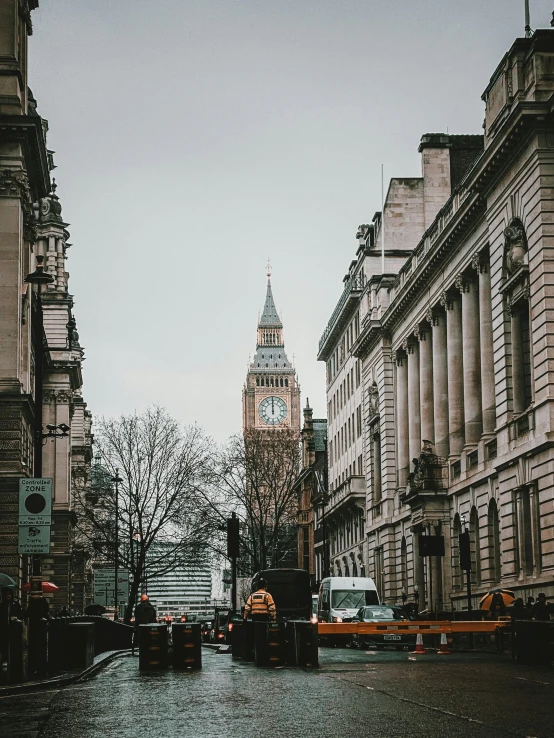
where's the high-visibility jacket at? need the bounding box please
[244,589,276,620]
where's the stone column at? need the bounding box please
[457,274,482,444]
[473,254,495,434]
[396,351,409,486]
[406,339,421,463]
[442,292,465,456]
[417,323,434,444]
[429,307,449,458]
[413,528,426,608]
[511,307,526,414]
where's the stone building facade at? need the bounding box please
[319,29,554,610]
[293,400,326,585]
[0,0,92,612]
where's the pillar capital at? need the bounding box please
[455,272,477,293]
[440,290,457,310]
[402,337,417,354]
[414,323,431,341]
[471,251,489,273]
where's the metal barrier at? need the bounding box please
[138,623,168,670]
[172,623,202,670]
[65,622,95,669]
[254,621,285,666]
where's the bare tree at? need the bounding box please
[214,428,301,573]
[73,407,218,622]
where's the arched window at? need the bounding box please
[352,561,358,577]
[452,514,462,590]
[285,379,288,387]
[487,499,501,584]
[470,506,481,587]
[256,377,259,386]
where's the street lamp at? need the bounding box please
[111,469,123,620]
[24,255,55,676]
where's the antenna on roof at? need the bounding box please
[266,257,272,280]
[524,0,531,37]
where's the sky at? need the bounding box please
[29,0,554,442]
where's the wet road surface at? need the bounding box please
[1,647,554,738]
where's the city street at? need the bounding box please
[1,647,553,738]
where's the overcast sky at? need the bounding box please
[29,0,554,442]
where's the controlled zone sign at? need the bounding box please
[93,568,130,607]
[18,478,52,554]
[19,478,52,525]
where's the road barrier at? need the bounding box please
[172,623,202,670]
[138,623,168,670]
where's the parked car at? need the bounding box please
[351,605,415,650]
[201,621,212,643]
[210,609,229,643]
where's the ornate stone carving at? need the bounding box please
[23,210,37,243]
[504,221,528,274]
[0,169,31,200]
[439,291,453,309]
[368,383,379,418]
[395,350,405,366]
[408,441,447,493]
[471,252,488,273]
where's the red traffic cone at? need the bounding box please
[438,631,451,655]
[412,632,427,654]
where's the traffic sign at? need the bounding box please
[18,524,51,554]
[93,568,130,606]
[19,478,52,526]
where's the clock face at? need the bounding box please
[259,396,287,426]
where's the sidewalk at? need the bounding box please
[0,649,133,697]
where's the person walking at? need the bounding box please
[510,597,526,621]
[531,593,552,621]
[132,594,157,654]
[243,578,276,622]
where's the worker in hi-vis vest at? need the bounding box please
[243,578,277,621]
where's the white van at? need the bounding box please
[318,577,380,623]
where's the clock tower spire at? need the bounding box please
[243,272,300,433]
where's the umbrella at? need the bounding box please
[0,573,17,589]
[479,588,515,610]
[23,581,59,593]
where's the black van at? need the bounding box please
[251,568,312,620]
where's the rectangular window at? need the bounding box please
[347,374,350,398]
[356,406,362,437]
[348,417,351,446]
[356,361,361,388]
[329,440,333,467]
[351,368,354,395]
[358,454,363,476]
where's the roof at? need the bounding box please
[251,346,292,371]
[259,279,282,327]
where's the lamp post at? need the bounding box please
[24,255,54,675]
[111,469,123,621]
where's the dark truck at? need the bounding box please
[251,568,312,620]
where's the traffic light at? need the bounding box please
[459,531,471,572]
[227,514,240,559]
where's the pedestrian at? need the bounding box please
[531,593,552,621]
[525,596,535,617]
[509,597,526,621]
[243,578,276,622]
[489,591,506,620]
[132,594,157,654]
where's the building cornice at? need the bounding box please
[0,115,50,198]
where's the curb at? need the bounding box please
[0,649,133,697]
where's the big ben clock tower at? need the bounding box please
[243,269,300,433]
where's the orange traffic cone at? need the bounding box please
[412,632,427,654]
[438,631,451,655]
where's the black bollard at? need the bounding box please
[138,624,168,670]
[8,620,24,682]
[65,622,95,669]
[172,623,202,669]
